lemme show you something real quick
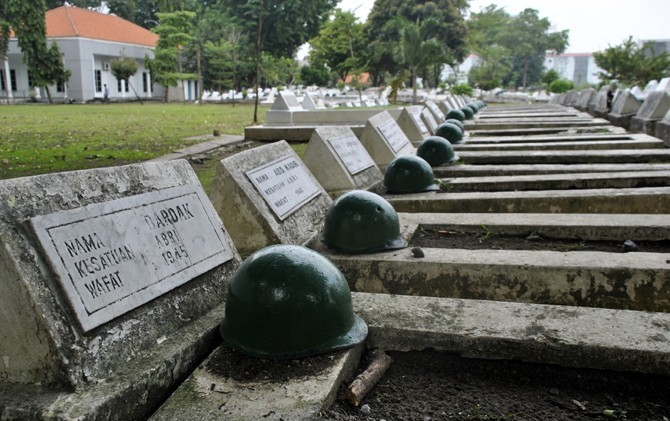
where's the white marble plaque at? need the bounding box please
[246,155,321,220]
[31,184,235,332]
[410,108,429,133]
[421,108,438,132]
[377,119,410,152]
[326,135,375,175]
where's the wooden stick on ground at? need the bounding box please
[346,349,393,407]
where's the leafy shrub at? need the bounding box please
[549,79,573,93]
[451,83,474,96]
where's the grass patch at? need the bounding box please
[0,102,267,180]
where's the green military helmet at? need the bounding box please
[220,244,368,359]
[445,108,466,122]
[445,118,465,132]
[321,190,407,254]
[417,136,459,167]
[467,102,479,113]
[460,106,474,120]
[384,155,439,194]
[435,122,464,144]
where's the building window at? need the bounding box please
[57,81,65,92]
[95,69,102,92]
[28,71,33,88]
[117,78,123,92]
[142,72,148,93]
[10,69,17,91]
[0,70,5,91]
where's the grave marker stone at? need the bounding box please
[397,107,429,143]
[209,141,332,256]
[608,89,642,129]
[425,100,445,122]
[359,111,416,171]
[303,126,383,196]
[657,77,670,93]
[632,90,670,134]
[575,88,597,111]
[656,109,670,146]
[420,107,439,135]
[0,160,240,418]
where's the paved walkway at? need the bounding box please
[149,134,246,162]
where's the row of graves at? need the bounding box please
[551,77,670,146]
[2,93,670,419]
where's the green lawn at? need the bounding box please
[0,102,267,180]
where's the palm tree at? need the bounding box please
[391,17,444,104]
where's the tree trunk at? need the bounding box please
[196,43,202,104]
[523,57,528,91]
[45,86,53,104]
[411,67,417,105]
[253,0,264,124]
[128,80,144,105]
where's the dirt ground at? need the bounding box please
[321,349,670,420]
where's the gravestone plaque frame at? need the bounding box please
[31,184,234,332]
[377,118,411,152]
[303,126,383,196]
[246,155,321,221]
[326,134,375,175]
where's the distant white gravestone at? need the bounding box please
[31,184,234,332]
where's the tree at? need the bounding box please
[5,0,70,103]
[594,36,670,86]
[468,6,568,90]
[260,52,300,87]
[225,0,338,122]
[364,0,469,87]
[308,9,366,84]
[300,63,332,87]
[111,53,142,102]
[146,11,197,101]
[390,17,444,104]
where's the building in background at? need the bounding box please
[2,5,162,103]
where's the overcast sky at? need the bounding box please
[338,0,670,53]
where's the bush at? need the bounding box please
[549,79,573,93]
[451,83,474,96]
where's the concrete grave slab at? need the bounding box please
[608,89,642,129]
[630,90,670,134]
[397,106,429,144]
[384,186,670,214]
[353,292,670,376]
[265,90,304,124]
[575,88,596,111]
[657,109,670,146]
[657,77,670,93]
[455,148,670,165]
[150,344,364,421]
[591,85,611,116]
[209,140,332,257]
[309,212,670,312]
[454,138,664,151]
[303,126,383,197]
[0,161,241,419]
[359,111,417,171]
[302,92,325,109]
[433,163,670,178]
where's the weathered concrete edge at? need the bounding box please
[352,292,670,376]
[0,303,227,420]
[149,343,364,421]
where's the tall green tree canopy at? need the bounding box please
[468,5,568,90]
[225,0,338,59]
[147,11,197,100]
[364,0,469,87]
[594,36,670,86]
[390,16,444,103]
[308,9,366,83]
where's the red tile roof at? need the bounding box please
[45,5,158,47]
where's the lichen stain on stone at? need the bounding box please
[648,334,668,342]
